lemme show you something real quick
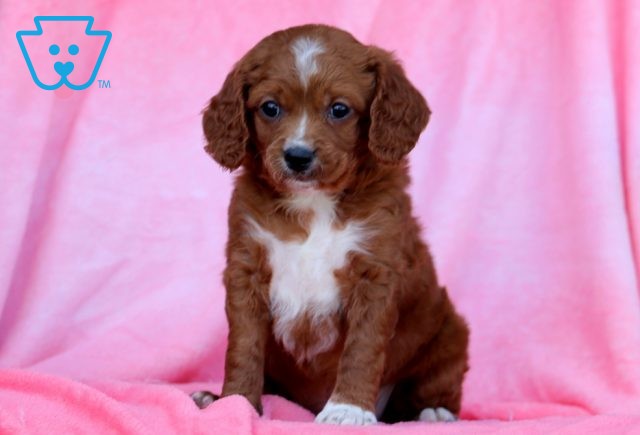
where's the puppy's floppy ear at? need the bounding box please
[367,47,430,163]
[202,65,249,170]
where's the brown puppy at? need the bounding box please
[192,24,469,425]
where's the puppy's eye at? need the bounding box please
[329,102,351,120]
[260,101,280,119]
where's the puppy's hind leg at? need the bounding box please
[380,310,469,423]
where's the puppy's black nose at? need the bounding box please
[284,147,315,172]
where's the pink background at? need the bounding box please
[0,0,639,433]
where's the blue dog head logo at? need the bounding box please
[17,16,111,91]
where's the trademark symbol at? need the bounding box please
[98,79,111,88]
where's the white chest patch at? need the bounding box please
[291,37,324,88]
[247,191,367,360]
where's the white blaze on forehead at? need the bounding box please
[291,37,324,88]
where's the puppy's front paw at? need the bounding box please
[190,390,219,409]
[315,401,377,425]
[418,407,458,422]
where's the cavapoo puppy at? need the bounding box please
[191,24,469,425]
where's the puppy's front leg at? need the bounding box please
[316,257,398,425]
[220,244,270,414]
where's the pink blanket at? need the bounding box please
[1,0,639,433]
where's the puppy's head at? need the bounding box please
[203,25,430,193]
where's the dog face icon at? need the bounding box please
[17,16,111,90]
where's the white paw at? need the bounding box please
[418,407,458,422]
[190,391,218,409]
[315,401,377,425]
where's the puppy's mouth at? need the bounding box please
[284,166,317,180]
[282,167,320,190]
[285,178,319,191]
